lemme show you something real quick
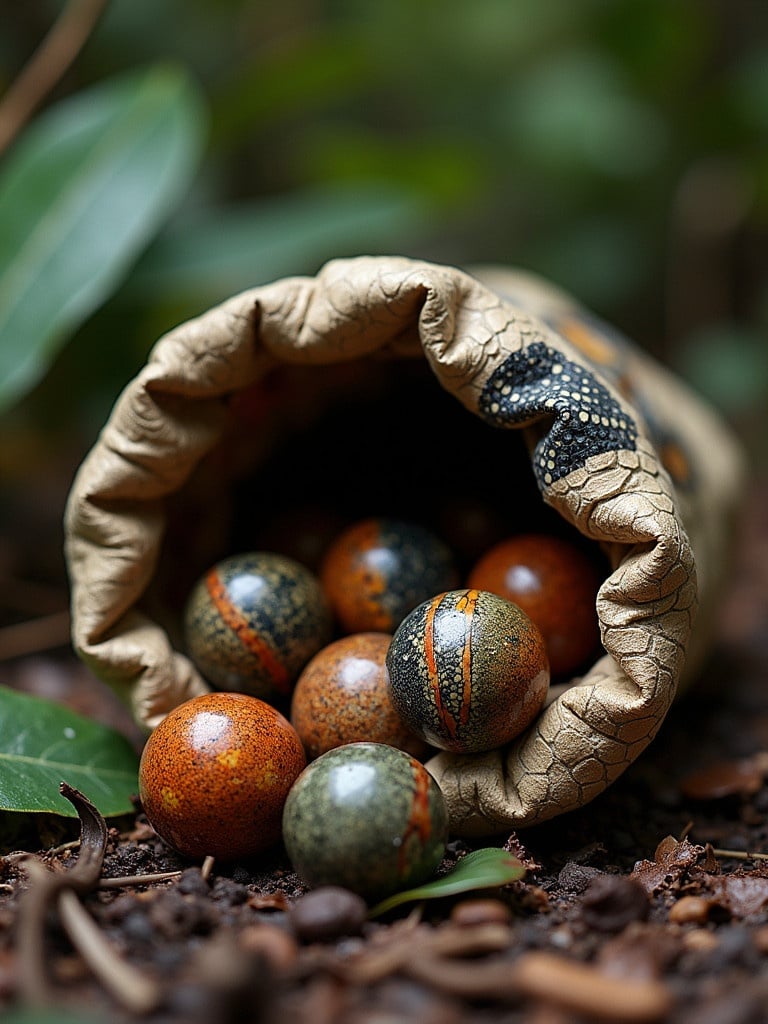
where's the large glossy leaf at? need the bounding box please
[0,62,207,416]
[0,687,140,818]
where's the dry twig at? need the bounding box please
[0,0,109,156]
[16,782,162,1013]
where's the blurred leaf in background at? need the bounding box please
[0,62,206,416]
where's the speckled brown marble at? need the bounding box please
[183,552,332,700]
[290,632,430,760]
[282,741,448,902]
[467,534,603,677]
[319,518,458,634]
[386,589,550,753]
[139,692,306,861]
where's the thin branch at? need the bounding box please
[58,888,162,1014]
[0,610,71,661]
[99,870,182,889]
[16,857,58,1006]
[0,0,109,157]
[201,855,215,882]
[711,847,768,862]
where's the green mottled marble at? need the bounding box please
[282,742,448,902]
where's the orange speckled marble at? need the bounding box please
[138,692,306,861]
[467,533,603,677]
[319,518,458,634]
[290,633,430,760]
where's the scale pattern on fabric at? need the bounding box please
[478,341,639,486]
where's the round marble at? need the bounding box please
[319,518,458,634]
[290,632,430,760]
[139,692,306,861]
[386,589,550,753]
[282,741,448,902]
[183,551,333,700]
[467,533,603,676]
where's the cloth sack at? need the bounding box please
[64,256,747,836]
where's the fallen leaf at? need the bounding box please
[630,836,704,895]
[368,848,525,918]
[702,872,768,918]
[679,758,764,800]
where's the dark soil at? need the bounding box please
[1,478,767,1024]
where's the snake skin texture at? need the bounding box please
[64,256,744,833]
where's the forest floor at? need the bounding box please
[1,478,767,1024]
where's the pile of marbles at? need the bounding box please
[139,516,604,902]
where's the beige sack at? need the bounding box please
[64,256,747,836]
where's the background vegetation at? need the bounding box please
[0,0,766,655]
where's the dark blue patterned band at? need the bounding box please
[478,342,638,486]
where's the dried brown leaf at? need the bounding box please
[631,836,704,895]
[701,872,768,918]
[680,758,765,800]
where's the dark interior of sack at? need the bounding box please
[143,354,608,679]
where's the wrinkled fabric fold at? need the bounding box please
[64,256,747,834]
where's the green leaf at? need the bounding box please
[127,183,433,304]
[1,1012,106,1024]
[368,847,526,918]
[0,62,207,416]
[675,322,768,413]
[0,686,140,818]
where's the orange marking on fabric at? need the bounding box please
[205,569,290,694]
[398,757,433,874]
[424,594,457,739]
[559,316,616,366]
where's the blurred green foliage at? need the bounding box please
[0,0,766,498]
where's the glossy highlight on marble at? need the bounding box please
[139,692,306,861]
[183,551,332,700]
[386,589,549,753]
[290,632,430,760]
[319,518,458,634]
[282,741,448,901]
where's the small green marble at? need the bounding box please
[281,742,448,902]
[183,551,333,701]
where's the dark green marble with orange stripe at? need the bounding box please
[183,552,333,701]
[386,589,550,753]
[281,741,448,902]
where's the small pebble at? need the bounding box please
[668,895,712,925]
[239,923,299,972]
[752,925,768,954]
[211,877,249,906]
[682,929,720,953]
[449,898,512,927]
[288,886,368,943]
[176,868,211,896]
[580,874,649,933]
[558,862,605,895]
